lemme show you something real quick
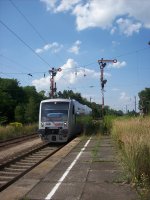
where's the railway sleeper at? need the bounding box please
[22,157,41,161]
[15,161,36,166]
[33,153,50,157]
[20,159,38,164]
[0,180,8,185]
[0,171,19,176]
[9,164,30,169]
[4,167,26,172]
[0,176,15,181]
[33,152,49,155]
[28,155,45,159]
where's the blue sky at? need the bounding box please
[0,0,150,112]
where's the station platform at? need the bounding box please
[0,135,138,200]
[24,135,138,200]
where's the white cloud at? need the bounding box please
[112,40,120,47]
[120,92,130,102]
[40,0,57,11]
[32,58,103,92]
[108,61,126,69]
[55,0,81,12]
[40,0,150,34]
[112,88,120,92]
[69,40,81,55]
[73,1,122,31]
[32,76,50,92]
[35,42,63,54]
[116,18,142,36]
[110,27,117,35]
[40,0,81,12]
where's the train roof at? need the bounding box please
[40,98,72,103]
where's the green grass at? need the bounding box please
[111,116,150,199]
[0,123,38,141]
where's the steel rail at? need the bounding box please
[0,142,64,192]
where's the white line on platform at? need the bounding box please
[45,137,92,200]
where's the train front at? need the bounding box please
[38,100,69,143]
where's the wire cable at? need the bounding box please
[8,0,65,63]
[0,19,50,67]
[9,0,47,44]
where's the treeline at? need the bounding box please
[138,88,150,115]
[0,78,45,124]
[57,90,124,118]
[0,78,123,125]
[1,78,149,125]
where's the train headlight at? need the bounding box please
[64,122,67,127]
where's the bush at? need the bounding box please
[9,122,23,128]
[103,115,116,134]
[0,123,38,141]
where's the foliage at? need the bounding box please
[0,78,46,124]
[15,104,25,123]
[57,90,123,119]
[9,122,23,127]
[111,117,150,198]
[138,88,150,115]
[103,115,116,134]
[77,115,102,135]
[0,78,24,122]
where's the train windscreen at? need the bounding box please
[41,102,69,122]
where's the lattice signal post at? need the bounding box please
[98,58,117,118]
[49,67,62,98]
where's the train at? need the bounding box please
[38,98,92,143]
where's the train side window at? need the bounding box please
[73,106,75,115]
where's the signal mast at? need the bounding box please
[98,58,117,118]
[49,67,62,98]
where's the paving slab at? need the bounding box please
[81,182,137,200]
[25,136,139,200]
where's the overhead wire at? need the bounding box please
[8,0,64,64]
[0,54,38,73]
[0,19,50,67]
[9,0,47,44]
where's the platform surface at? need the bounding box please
[25,135,138,200]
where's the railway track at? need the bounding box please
[0,133,38,149]
[0,142,64,192]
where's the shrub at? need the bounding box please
[9,122,23,128]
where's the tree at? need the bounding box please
[0,78,47,124]
[15,104,25,123]
[25,97,38,123]
[138,88,150,115]
[0,78,24,123]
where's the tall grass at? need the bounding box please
[111,117,150,198]
[103,115,116,134]
[0,123,38,141]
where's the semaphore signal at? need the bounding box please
[49,67,62,98]
[98,58,117,118]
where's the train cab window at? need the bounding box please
[73,106,75,115]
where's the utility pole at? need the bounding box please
[126,105,128,114]
[49,67,62,98]
[98,58,117,118]
[134,96,137,113]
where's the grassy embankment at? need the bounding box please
[111,116,150,199]
[0,123,38,141]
